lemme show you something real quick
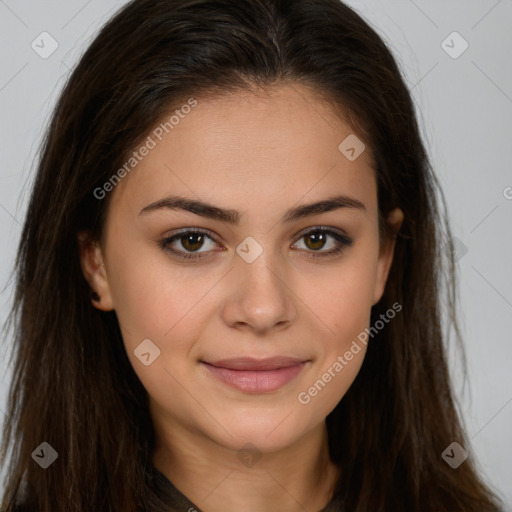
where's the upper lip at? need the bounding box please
[203,356,308,371]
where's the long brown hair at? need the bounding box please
[0,0,505,510]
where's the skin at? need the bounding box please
[79,82,403,512]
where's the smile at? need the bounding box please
[201,357,310,393]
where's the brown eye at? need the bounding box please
[180,233,206,252]
[160,230,219,260]
[292,228,353,258]
[303,232,328,251]
[160,227,353,262]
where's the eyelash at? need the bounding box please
[158,227,353,261]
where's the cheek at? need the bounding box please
[296,288,371,421]
[297,254,376,409]
[109,259,212,422]
[107,243,225,390]
[107,234,210,337]
[297,345,367,422]
[311,255,376,344]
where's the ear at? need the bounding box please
[372,208,404,306]
[77,230,114,311]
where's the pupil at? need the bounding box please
[183,233,203,251]
[307,232,325,250]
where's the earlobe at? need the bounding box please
[77,231,114,311]
[372,208,404,305]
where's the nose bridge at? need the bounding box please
[240,243,280,289]
[222,235,296,332]
[237,238,286,302]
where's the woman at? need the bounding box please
[0,0,505,510]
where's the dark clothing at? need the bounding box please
[11,465,344,511]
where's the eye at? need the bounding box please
[159,229,220,260]
[159,227,353,262]
[291,227,353,258]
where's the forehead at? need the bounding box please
[108,83,377,220]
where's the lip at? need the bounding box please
[201,357,310,393]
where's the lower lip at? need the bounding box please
[202,362,308,393]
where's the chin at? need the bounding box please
[206,411,314,454]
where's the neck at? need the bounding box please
[151,418,340,512]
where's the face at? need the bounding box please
[79,83,402,454]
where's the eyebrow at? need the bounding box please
[139,194,365,224]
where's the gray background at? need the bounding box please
[0,0,511,507]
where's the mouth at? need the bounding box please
[200,356,310,393]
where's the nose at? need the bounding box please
[220,247,297,335]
